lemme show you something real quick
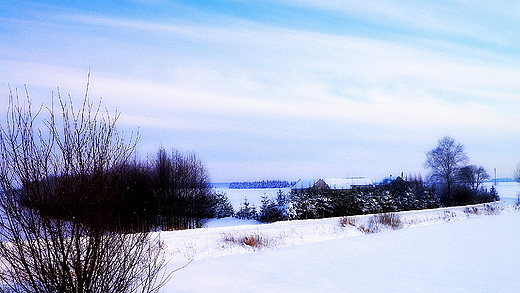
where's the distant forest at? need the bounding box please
[229,180,297,189]
[491,178,516,183]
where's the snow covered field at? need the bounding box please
[160,182,520,292]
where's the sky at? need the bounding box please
[1,0,520,182]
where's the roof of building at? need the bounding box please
[292,177,373,190]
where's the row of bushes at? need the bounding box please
[21,148,217,232]
[23,159,500,231]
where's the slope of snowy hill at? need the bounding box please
[167,210,520,292]
[158,182,520,292]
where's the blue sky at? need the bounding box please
[1,0,520,182]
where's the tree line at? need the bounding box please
[233,173,498,224]
[231,136,500,223]
[232,175,439,223]
[19,147,217,232]
[228,180,296,189]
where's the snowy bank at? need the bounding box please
[168,210,520,292]
[160,201,511,264]
[158,198,519,292]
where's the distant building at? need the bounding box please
[292,177,373,191]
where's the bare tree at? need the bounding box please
[458,165,490,190]
[425,136,468,206]
[153,148,214,230]
[0,82,170,292]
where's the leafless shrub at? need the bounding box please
[242,235,263,248]
[376,213,403,230]
[463,206,479,216]
[442,210,457,222]
[222,233,270,250]
[509,194,520,211]
[339,216,358,228]
[358,220,380,234]
[358,213,403,234]
[0,81,171,292]
[463,204,501,217]
[482,204,501,215]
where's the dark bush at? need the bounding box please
[20,149,216,232]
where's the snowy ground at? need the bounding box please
[160,182,520,292]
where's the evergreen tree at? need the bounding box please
[377,189,396,213]
[490,186,500,202]
[275,189,290,221]
[235,197,258,220]
[212,192,234,218]
[288,190,312,219]
[289,188,333,220]
[418,190,441,209]
[258,195,282,223]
